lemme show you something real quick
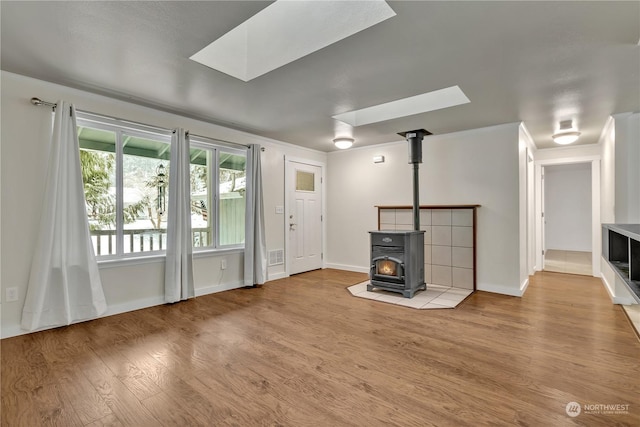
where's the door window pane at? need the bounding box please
[296,170,314,191]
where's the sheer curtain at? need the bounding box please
[165,128,195,302]
[21,101,107,331]
[244,144,267,286]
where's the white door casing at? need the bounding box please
[534,156,601,277]
[286,159,324,275]
[541,167,546,271]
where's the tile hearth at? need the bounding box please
[348,281,472,309]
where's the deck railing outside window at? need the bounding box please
[90,228,210,256]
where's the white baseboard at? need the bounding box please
[1,324,24,339]
[195,280,244,297]
[613,295,637,305]
[331,265,527,297]
[477,283,524,297]
[2,294,169,339]
[600,273,616,303]
[104,295,166,317]
[267,272,288,281]
[1,281,247,339]
[599,274,636,305]
[324,263,369,274]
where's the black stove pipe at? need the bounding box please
[404,130,427,231]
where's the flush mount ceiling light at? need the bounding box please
[333,137,354,149]
[332,86,470,127]
[552,120,581,145]
[190,0,396,82]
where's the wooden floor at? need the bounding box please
[2,269,639,426]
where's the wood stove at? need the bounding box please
[368,129,429,298]
[368,230,425,298]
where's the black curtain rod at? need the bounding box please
[31,97,264,151]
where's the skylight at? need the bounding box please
[332,86,471,127]
[190,0,396,82]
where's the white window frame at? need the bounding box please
[76,113,247,263]
[190,136,247,252]
[77,113,172,261]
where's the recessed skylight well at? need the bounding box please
[332,85,470,127]
[190,0,396,82]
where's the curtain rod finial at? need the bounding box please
[30,97,57,110]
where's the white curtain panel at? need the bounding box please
[165,128,195,303]
[244,144,267,286]
[21,101,107,331]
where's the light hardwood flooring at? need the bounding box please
[2,269,639,426]
[623,304,640,339]
[544,249,592,276]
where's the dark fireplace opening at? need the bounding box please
[375,258,400,278]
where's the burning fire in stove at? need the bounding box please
[377,259,397,276]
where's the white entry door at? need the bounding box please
[287,160,323,275]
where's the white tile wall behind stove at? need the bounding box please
[380,208,475,290]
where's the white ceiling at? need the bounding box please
[1,1,638,152]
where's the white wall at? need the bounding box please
[600,113,639,304]
[600,117,616,225]
[326,122,524,296]
[613,112,640,223]
[0,71,327,337]
[544,163,592,252]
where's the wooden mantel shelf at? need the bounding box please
[375,204,481,209]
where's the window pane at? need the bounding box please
[296,170,314,191]
[78,126,116,256]
[190,148,211,248]
[219,152,246,246]
[122,133,170,254]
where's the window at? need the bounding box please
[77,113,246,258]
[296,170,315,191]
[77,114,172,258]
[190,138,246,250]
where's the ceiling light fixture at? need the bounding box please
[334,137,354,149]
[552,131,581,145]
[552,120,581,145]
